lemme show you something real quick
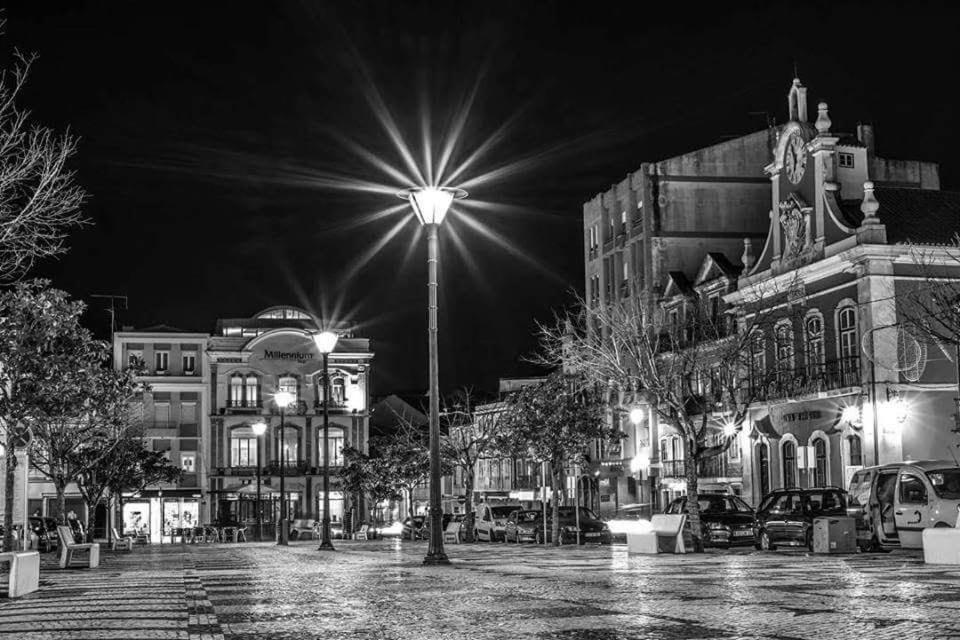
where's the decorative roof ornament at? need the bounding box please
[741,237,755,269]
[815,102,832,136]
[861,181,880,225]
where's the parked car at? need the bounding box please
[754,487,848,551]
[29,517,60,552]
[504,509,544,543]
[401,515,427,540]
[522,507,612,544]
[664,495,755,548]
[848,460,960,550]
[474,504,519,542]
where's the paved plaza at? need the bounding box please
[0,539,958,640]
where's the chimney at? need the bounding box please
[857,123,876,156]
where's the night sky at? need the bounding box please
[6,1,960,396]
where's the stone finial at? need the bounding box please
[861,181,880,223]
[741,237,755,269]
[815,102,832,135]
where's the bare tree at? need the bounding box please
[0,45,87,281]
[532,288,786,551]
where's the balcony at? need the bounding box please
[750,357,861,403]
[660,460,686,478]
[219,465,259,477]
[513,475,537,490]
[225,399,263,415]
[697,458,743,479]
[263,460,310,475]
[313,398,349,412]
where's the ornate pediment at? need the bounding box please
[778,193,813,259]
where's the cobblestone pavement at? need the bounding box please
[1,539,959,640]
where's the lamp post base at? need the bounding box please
[318,539,336,551]
[422,551,451,565]
[277,519,289,546]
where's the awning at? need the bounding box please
[124,489,202,499]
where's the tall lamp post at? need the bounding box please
[399,186,466,565]
[314,330,339,551]
[274,391,296,546]
[252,420,267,541]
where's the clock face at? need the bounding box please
[783,132,807,184]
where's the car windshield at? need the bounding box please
[516,511,540,523]
[556,507,598,520]
[490,506,517,518]
[699,496,753,513]
[928,469,960,499]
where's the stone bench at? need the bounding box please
[627,514,690,554]
[923,527,960,565]
[57,526,100,569]
[0,551,40,597]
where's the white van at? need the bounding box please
[847,460,960,550]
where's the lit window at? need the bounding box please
[838,152,854,168]
[181,454,196,473]
[182,353,196,374]
[321,427,345,466]
[775,322,794,373]
[332,377,346,406]
[805,313,824,375]
[245,375,260,407]
[278,376,298,402]
[230,426,258,466]
[230,376,244,407]
[838,306,858,377]
[154,351,169,372]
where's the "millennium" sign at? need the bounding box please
[263,350,314,361]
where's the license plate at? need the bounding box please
[585,532,600,537]
[733,530,753,537]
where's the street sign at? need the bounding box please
[457,495,466,504]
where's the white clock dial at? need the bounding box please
[783,133,807,184]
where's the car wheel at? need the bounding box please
[805,532,813,552]
[760,530,776,551]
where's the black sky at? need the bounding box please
[5,1,960,396]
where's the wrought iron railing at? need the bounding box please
[660,460,686,478]
[697,458,743,479]
[749,356,860,402]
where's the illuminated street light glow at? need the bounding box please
[274,391,297,409]
[251,421,267,436]
[629,407,645,425]
[841,405,861,425]
[722,421,738,438]
[313,330,339,355]
[399,186,467,226]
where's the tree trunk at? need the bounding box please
[56,478,67,527]
[551,463,561,547]
[684,453,704,552]
[407,488,415,540]
[463,474,475,543]
[3,434,16,552]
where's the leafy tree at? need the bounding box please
[339,446,399,527]
[498,371,614,546]
[440,389,507,542]
[0,40,87,282]
[74,426,181,540]
[373,424,432,538]
[0,280,88,550]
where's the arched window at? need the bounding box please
[245,375,260,408]
[279,426,299,466]
[782,441,797,489]
[750,331,767,392]
[319,427,344,467]
[230,425,259,467]
[331,376,346,406]
[278,375,298,403]
[812,437,828,487]
[805,312,824,378]
[848,434,863,466]
[756,442,770,497]
[775,321,795,378]
[229,375,244,407]
[837,305,858,383]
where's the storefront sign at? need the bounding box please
[263,350,314,362]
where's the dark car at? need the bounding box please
[401,516,427,540]
[754,487,848,551]
[664,495,755,548]
[529,507,612,544]
[29,516,60,552]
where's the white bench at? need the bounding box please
[923,506,960,565]
[442,521,461,544]
[627,514,690,554]
[111,528,134,552]
[354,524,369,540]
[0,551,39,597]
[57,526,100,569]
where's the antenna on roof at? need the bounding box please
[91,294,128,343]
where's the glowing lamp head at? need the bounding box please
[251,421,267,436]
[630,456,650,474]
[274,391,296,409]
[399,186,467,226]
[841,405,861,425]
[628,407,645,425]
[722,421,738,438]
[314,330,339,355]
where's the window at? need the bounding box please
[155,351,169,373]
[805,313,824,376]
[154,403,170,427]
[245,375,260,407]
[320,427,345,467]
[838,152,854,168]
[278,375,298,403]
[812,438,828,487]
[775,322,794,374]
[669,309,680,336]
[127,350,143,367]
[848,435,862,466]
[331,376,346,406]
[708,295,721,332]
[182,353,196,374]
[782,441,797,489]
[230,376,244,407]
[181,454,195,473]
[622,259,629,283]
[588,226,598,255]
[181,403,197,425]
[619,209,627,234]
[756,442,770,497]
[838,306,858,367]
[230,427,258,466]
[279,427,299,464]
[750,332,766,389]
[899,474,927,504]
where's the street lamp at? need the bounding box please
[313,330,339,551]
[251,420,267,542]
[399,185,467,565]
[274,390,297,546]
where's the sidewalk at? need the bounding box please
[1,540,959,639]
